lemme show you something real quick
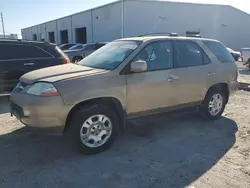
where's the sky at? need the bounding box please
[0,0,249,36]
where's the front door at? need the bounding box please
[126,40,176,115]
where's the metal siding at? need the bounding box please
[46,21,59,43]
[124,1,250,50]
[72,11,92,43]
[92,3,121,42]
[57,17,72,44]
[37,24,46,41]
[31,26,38,40]
[20,1,250,50]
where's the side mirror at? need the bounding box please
[130,60,147,73]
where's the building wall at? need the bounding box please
[92,2,121,42]
[21,0,250,50]
[21,1,121,44]
[57,16,72,43]
[123,0,250,50]
[37,24,46,40]
[71,11,92,43]
[46,20,58,43]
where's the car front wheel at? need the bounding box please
[67,104,119,154]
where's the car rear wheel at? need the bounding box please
[67,104,119,154]
[200,89,226,120]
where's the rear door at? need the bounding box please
[16,43,58,72]
[167,40,215,105]
[0,42,60,93]
[0,43,27,93]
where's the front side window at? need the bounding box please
[135,41,173,71]
[203,41,234,62]
[174,41,203,68]
[78,40,141,70]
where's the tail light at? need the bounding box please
[63,57,71,64]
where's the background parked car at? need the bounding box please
[227,47,242,61]
[0,39,70,95]
[63,42,107,63]
[58,43,76,50]
[240,48,250,67]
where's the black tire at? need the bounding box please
[67,104,119,154]
[199,88,226,120]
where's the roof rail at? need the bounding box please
[138,32,179,37]
[0,38,50,44]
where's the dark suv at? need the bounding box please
[0,39,70,95]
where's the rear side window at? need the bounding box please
[95,43,106,49]
[0,43,52,60]
[174,41,203,68]
[85,44,95,50]
[203,41,234,62]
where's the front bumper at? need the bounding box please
[10,92,73,132]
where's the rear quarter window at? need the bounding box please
[203,41,234,62]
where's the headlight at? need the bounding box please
[26,82,59,96]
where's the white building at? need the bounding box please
[21,0,250,50]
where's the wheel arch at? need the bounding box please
[64,97,126,132]
[205,83,229,103]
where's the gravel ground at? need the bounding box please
[0,62,250,188]
[236,61,250,83]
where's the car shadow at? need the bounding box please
[0,113,237,188]
[239,69,250,75]
[0,96,10,114]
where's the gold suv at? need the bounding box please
[10,36,238,154]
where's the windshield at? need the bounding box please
[78,40,141,70]
[69,44,85,50]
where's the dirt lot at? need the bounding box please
[0,62,250,188]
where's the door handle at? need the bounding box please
[208,72,216,76]
[24,63,34,66]
[168,75,179,82]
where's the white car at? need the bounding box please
[241,48,250,65]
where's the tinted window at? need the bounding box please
[95,43,106,49]
[174,41,203,68]
[85,44,95,50]
[135,41,173,71]
[203,41,234,62]
[69,44,84,50]
[0,43,52,60]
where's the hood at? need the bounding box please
[20,64,109,84]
